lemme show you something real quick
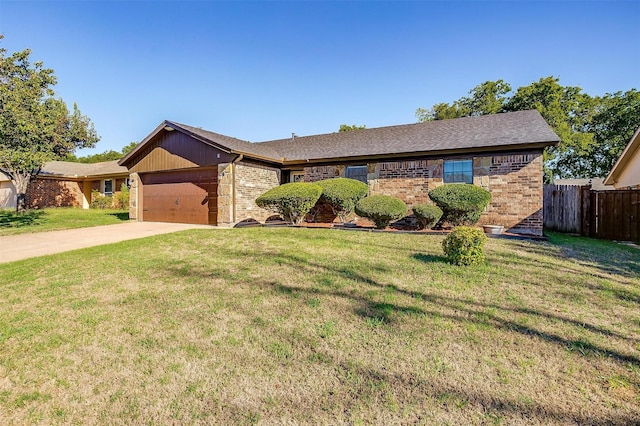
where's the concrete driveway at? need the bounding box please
[0,221,214,264]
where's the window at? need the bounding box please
[103,179,113,195]
[291,172,304,183]
[346,165,368,183]
[443,159,473,184]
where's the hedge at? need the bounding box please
[355,195,407,229]
[412,204,443,230]
[428,184,491,226]
[316,178,369,222]
[255,182,322,225]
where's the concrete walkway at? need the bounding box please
[0,221,214,264]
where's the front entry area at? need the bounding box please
[140,169,217,225]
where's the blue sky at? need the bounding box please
[0,1,638,156]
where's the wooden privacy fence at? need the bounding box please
[544,185,640,243]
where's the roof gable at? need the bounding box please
[604,126,640,186]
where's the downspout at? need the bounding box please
[231,154,243,223]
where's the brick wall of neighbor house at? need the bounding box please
[234,162,281,222]
[26,179,84,208]
[302,151,545,235]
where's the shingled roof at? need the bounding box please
[260,110,559,163]
[121,110,559,167]
[39,160,128,178]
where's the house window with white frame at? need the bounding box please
[102,179,114,195]
[443,159,473,184]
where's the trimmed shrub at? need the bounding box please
[316,178,369,223]
[255,182,322,225]
[442,226,488,266]
[428,184,491,226]
[355,195,407,229]
[412,204,443,230]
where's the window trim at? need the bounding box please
[102,179,114,195]
[443,159,473,184]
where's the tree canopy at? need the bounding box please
[339,124,366,132]
[416,77,640,181]
[0,38,99,211]
[66,141,139,163]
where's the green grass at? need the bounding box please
[0,208,129,236]
[0,228,638,424]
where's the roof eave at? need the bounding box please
[604,127,640,185]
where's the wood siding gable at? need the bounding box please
[127,130,235,174]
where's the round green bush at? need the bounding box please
[412,204,443,230]
[442,226,488,266]
[355,195,407,229]
[255,182,322,225]
[316,178,369,222]
[428,184,491,226]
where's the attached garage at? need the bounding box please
[141,169,217,225]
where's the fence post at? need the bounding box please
[581,185,591,236]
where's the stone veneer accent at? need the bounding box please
[218,161,281,224]
[301,150,545,235]
[26,179,84,209]
[128,173,140,220]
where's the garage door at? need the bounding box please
[141,169,217,225]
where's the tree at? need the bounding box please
[121,141,138,155]
[0,39,99,211]
[503,77,595,180]
[339,124,366,132]
[415,77,640,181]
[587,89,640,177]
[416,80,511,122]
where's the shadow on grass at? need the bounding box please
[109,212,130,221]
[411,253,448,264]
[0,210,46,228]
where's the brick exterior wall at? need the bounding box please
[26,179,84,208]
[234,162,281,223]
[301,150,545,235]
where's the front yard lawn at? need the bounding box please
[0,228,638,424]
[0,208,129,236]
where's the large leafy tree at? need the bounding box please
[0,39,99,211]
[416,77,640,181]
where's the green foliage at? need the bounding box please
[0,38,99,211]
[412,204,443,230]
[90,190,113,209]
[315,178,369,222]
[114,183,129,210]
[68,141,139,163]
[442,226,488,266]
[416,80,511,121]
[338,124,366,132]
[415,76,640,181]
[255,182,322,225]
[355,195,407,229]
[428,184,491,226]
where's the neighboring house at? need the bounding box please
[0,172,17,209]
[604,126,640,189]
[0,161,129,209]
[553,178,614,191]
[120,110,560,235]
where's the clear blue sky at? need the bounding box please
[0,1,638,156]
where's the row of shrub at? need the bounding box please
[255,178,491,230]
